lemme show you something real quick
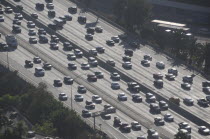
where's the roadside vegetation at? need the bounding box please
[0,70,103,139]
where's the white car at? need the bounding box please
[118,93,127,101]
[74,94,83,101]
[198,126,210,135]
[81,62,90,70]
[92,95,102,103]
[183,97,194,105]
[156,61,165,69]
[59,93,68,101]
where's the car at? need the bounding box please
[92,95,102,103]
[54,79,62,87]
[164,113,174,122]
[156,61,165,69]
[96,46,105,53]
[165,73,176,80]
[118,34,128,40]
[4,7,13,13]
[78,16,86,23]
[39,35,48,43]
[154,79,163,88]
[31,13,38,19]
[50,42,59,50]
[29,37,37,44]
[114,116,121,126]
[154,117,165,125]
[59,16,67,24]
[35,67,45,76]
[131,121,141,130]
[202,81,210,87]
[87,74,97,82]
[85,34,93,41]
[95,26,103,33]
[137,136,146,139]
[159,100,168,110]
[0,43,8,51]
[206,95,210,102]
[13,19,21,25]
[14,13,23,20]
[12,25,21,33]
[122,62,132,69]
[88,57,98,67]
[43,62,52,70]
[103,104,116,113]
[147,129,159,139]
[129,41,139,48]
[48,23,58,30]
[0,8,4,14]
[85,101,95,109]
[153,73,163,79]
[169,97,180,105]
[122,55,131,62]
[182,75,193,83]
[28,29,36,36]
[111,82,120,90]
[59,93,68,101]
[106,40,115,46]
[111,72,120,81]
[36,3,44,10]
[101,114,111,119]
[46,3,54,9]
[141,59,150,67]
[203,87,210,93]
[132,94,142,102]
[146,93,156,103]
[82,110,91,117]
[197,98,209,107]
[25,60,33,68]
[27,21,35,28]
[78,85,87,93]
[67,53,76,61]
[168,68,178,76]
[38,28,46,35]
[111,36,120,43]
[178,122,191,133]
[68,63,77,70]
[64,14,72,21]
[118,93,127,101]
[198,126,210,135]
[63,42,73,51]
[33,57,41,63]
[150,103,161,114]
[51,35,59,43]
[181,82,191,90]
[81,62,90,70]
[119,122,131,132]
[183,97,194,105]
[144,54,152,61]
[74,94,83,102]
[87,27,95,35]
[124,49,133,57]
[106,59,115,66]
[48,10,56,17]
[68,6,77,13]
[16,5,23,11]
[89,49,97,56]
[127,82,140,92]
[94,71,104,79]
[63,76,74,85]
[74,49,83,57]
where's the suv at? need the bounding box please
[25,60,33,68]
[54,79,62,87]
[87,74,97,82]
[43,62,52,70]
[63,76,74,85]
[35,67,45,76]
[68,6,77,14]
[150,103,161,114]
[78,16,86,23]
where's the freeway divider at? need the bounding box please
[2,0,210,130]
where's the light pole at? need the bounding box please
[7,51,9,70]
[70,73,87,110]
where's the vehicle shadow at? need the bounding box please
[85,22,97,28]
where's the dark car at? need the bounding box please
[181,82,191,90]
[202,81,210,87]
[33,57,41,64]
[106,59,115,67]
[106,40,115,46]
[27,21,35,28]
[87,74,97,82]
[68,63,77,70]
[78,16,86,23]
[122,55,131,62]
[154,117,165,126]
[132,94,142,102]
[64,14,72,21]
[85,34,93,40]
[197,98,209,107]
[141,59,150,67]
[54,79,62,87]
[124,49,133,56]
[0,43,8,51]
[64,76,74,85]
[154,79,163,88]
[87,27,95,35]
[31,13,38,19]
[25,60,33,68]
[153,73,163,79]
[159,100,168,110]
[94,71,104,79]
[48,10,56,17]
[96,46,105,53]
[111,72,121,81]
[39,35,48,43]
[150,103,161,114]
[63,42,73,51]
[46,3,54,9]
[5,7,13,14]
[67,53,76,61]
[38,28,46,35]
[68,6,77,14]
[78,85,87,93]
[29,37,37,44]
[50,42,59,50]
[43,62,52,70]
[36,3,44,10]
[127,82,140,92]
[12,25,21,33]
[129,41,139,48]
[51,35,59,43]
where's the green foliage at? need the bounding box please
[34,121,57,135]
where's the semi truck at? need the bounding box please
[5,35,18,48]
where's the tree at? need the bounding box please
[204,43,210,74]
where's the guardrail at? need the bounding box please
[2,0,210,130]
